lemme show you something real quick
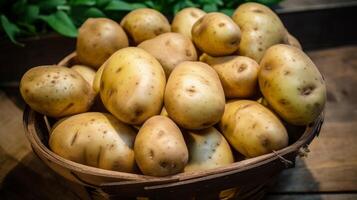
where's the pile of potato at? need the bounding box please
[20,3,326,177]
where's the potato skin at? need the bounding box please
[232,3,286,62]
[49,112,136,172]
[192,12,241,56]
[93,62,105,93]
[76,18,129,69]
[71,65,96,88]
[134,116,188,176]
[100,47,166,125]
[120,8,170,45]
[200,54,260,98]
[20,65,95,117]
[284,33,302,50]
[171,8,206,39]
[220,100,288,158]
[164,61,225,130]
[259,44,326,125]
[138,32,197,78]
[184,127,234,172]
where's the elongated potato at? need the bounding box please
[120,8,170,45]
[200,54,260,98]
[50,112,137,172]
[184,127,234,172]
[220,100,288,158]
[20,65,95,117]
[232,3,286,62]
[171,8,206,39]
[164,61,225,130]
[134,116,188,176]
[259,44,326,125]
[138,32,197,78]
[100,47,166,125]
[71,65,96,88]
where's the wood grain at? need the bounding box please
[265,194,357,200]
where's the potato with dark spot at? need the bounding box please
[77,18,129,69]
[138,32,197,78]
[184,127,234,172]
[220,100,288,158]
[164,61,225,130]
[284,33,302,50]
[49,112,137,172]
[120,8,170,45]
[192,12,241,56]
[171,7,206,39]
[100,47,166,125]
[71,65,96,88]
[134,116,188,176]
[20,65,95,117]
[200,54,260,98]
[259,44,326,125]
[232,3,287,62]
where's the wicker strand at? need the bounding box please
[272,150,294,168]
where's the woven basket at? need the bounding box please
[23,52,324,200]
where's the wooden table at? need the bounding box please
[1,45,356,200]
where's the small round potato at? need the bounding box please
[71,65,96,88]
[171,8,206,39]
[138,32,197,78]
[200,54,260,98]
[100,47,166,125]
[259,44,326,125]
[134,116,188,176]
[120,8,170,45]
[220,100,288,158]
[164,61,225,130]
[192,12,241,56]
[232,3,287,62]
[20,65,95,117]
[184,127,234,172]
[76,18,129,69]
[49,112,137,172]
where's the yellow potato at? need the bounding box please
[232,3,286,62]
[120,8,170,45]
[76,18,129,69]
[138,32,197,78]
[192,12,241,56]
[284,33,302,50]
[171,7,206,39]
[49,112,136,172]
[184,127,234,172]
[93,61,105,93]
[100,47,166,125]
[164,61,225,130]
[200,54,260,98]
[220,100,288,158]
[71,65,96,88]
[134,116,188,176]
[20,65,95,117]
[259,44,326,125]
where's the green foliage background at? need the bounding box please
[0,0,282,45]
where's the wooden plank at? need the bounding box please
[270,46,357,192]
[265,194,357,200]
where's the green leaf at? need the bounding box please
[96,0,111,8]
[24,5,40,23]
[248,0,283,6]
[12,0,27,15]
[39,11,78,37]
[203,4,218,12]
[0,15,24,46]
[104,1,147,11]
[220,8,235,16]
[69,0,96,6]
[84,7,106,18]
[38,0,66,11]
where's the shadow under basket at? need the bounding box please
[23,52,325,200]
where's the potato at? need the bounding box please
[93,62,105,93]
[160,106,168,117]
[120,8,170,45]
[100,47,166,125]
[71,65,96,88]
[171,8,206,39]
[232,3,286,62]
[20,65,95,117]
[165,61,225,130]
[284,33,302,50]
[184,127,234,172]
[49,112,136,172]
[134,116,188,176]
[192,12,241,56]
[259,44,326,125]
[220,100,288,158]
[200,54,260,98]
[138,32,197,78]
[76,18,129,69]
